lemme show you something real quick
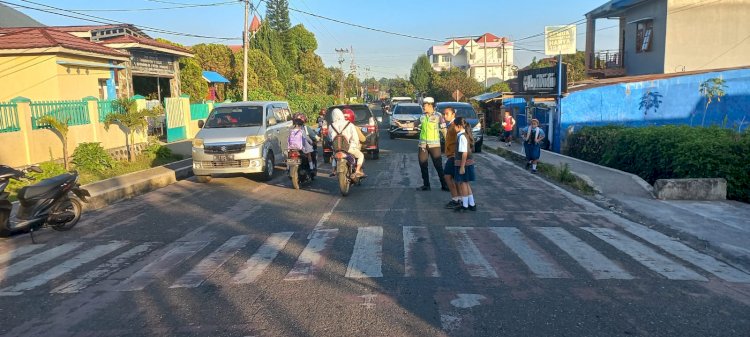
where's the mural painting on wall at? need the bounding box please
[639,89,663,116]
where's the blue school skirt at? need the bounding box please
[454,164,475,183]
[524,142,541,161]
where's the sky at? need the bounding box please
[9,0,620,79]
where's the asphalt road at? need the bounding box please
[0,108,749,337]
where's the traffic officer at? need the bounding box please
[417,97,448,191]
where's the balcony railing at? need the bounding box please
[590,50,623,70]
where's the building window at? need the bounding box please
[636,19,653,53]
[432,55,439,63]
[441,55,451,63]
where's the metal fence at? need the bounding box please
[97,100,125,122]
[30,100,90,129]
[0,102,20,133]
[190,103,210,120]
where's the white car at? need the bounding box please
[388,103,423,139]
[387,97,413,114]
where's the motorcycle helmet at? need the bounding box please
[343,108,356,123]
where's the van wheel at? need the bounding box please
[196,175,211,183]
[260,153,274,181]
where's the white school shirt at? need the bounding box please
[457,131,468,153]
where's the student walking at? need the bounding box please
[417,97,448,191]
[453,117,476,212]
[522,119,545,173]
[501,111,516,147]
[441,107,461,208]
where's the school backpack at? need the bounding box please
[288,128,305,150]
[330,122,351,152]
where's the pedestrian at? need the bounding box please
[522,119,545,173]
[442,107,461,208]
[416,97,448,191]
[453,117,476,212]
[501,110,516,147]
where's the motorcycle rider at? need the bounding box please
[288,113,318,170]
[329,108,366,177]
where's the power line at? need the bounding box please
[57,1,238,12]
[256,0,442,42]
[5,0,241,40]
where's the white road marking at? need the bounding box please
[285,229,338,281]
[309,198,341,239]
[489,227,569,279]
[0,242,83,280]
[620,224,750,283]
[446,227,498,278]
[583,227,708,281]
[231,232,294,284]
[0,244,45,266]
[403,226,440,277]
[117,240,210,291]
[346,226,384,278]
[170,235,251,288]
[360,294,377,309]
[0,241,127,295]
[51,242,158,294]
[450,294,487,309]
[536,227,633,280]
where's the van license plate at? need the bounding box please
[403,127,413,131]
[213,154,234,161]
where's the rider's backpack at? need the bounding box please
[330,122,351,152]
[288,128,305,150]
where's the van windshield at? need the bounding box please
[204,106,263,128]
[394,105,422,114]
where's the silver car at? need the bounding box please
[191,101,292,182]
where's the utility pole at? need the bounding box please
[483,36,488,88]
[242,0,249,101]
[501,38,507,83]
[335,48,349,103]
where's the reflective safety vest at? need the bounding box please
[419,114,442,147]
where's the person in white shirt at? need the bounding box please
[522,119,545,173]
[329,108,366,177]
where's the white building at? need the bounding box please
[427,33,515,87]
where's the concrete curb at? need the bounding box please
[82,158,194,211]
[485,144,601,193]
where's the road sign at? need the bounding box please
[545,25,577,56]
[452,90,463,101]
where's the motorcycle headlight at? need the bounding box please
[192,138,204,148]
[246,135,265,147]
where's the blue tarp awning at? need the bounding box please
[202,70,230,84]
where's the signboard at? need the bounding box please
[131,51,175,77]
[545,25,577,56]
[452,90,463,101]
[516,65,568,94]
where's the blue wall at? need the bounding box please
[559,68,750,151]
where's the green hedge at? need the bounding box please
[566,125,750,201]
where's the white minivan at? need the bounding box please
[191,101,292,183]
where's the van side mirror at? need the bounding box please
[267,117,277,126]
[198,120,205,128]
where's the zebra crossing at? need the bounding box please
[1,225,749,297]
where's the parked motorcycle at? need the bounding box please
[334,151,364,196]
[286,149,317,189]
[0,165,90,243]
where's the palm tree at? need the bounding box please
[38,115,71,170]
[104,98,161,161]
[698,78,727,127]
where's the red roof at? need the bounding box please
[250,15,261,33]
[52,25,125,32]
[444,38,471,46]
[476,33,501,43]
[100,34,192,55]
[227,45,242,53]
[0,28,128,57]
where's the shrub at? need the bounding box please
[71,142,115,173]
[566,125,750,201]
[489,122,502,138]
[144,143,173,159]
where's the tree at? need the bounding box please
[37,115,70,169]
[179,57,208,102]
[410,55,434,93]
[698,77,728,127]
[431,68,483,102]
[389,78,415,98]
[265,0,291,32]
[104,98,162,162]
[488,81,511,93]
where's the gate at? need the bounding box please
[165,97,186,142]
